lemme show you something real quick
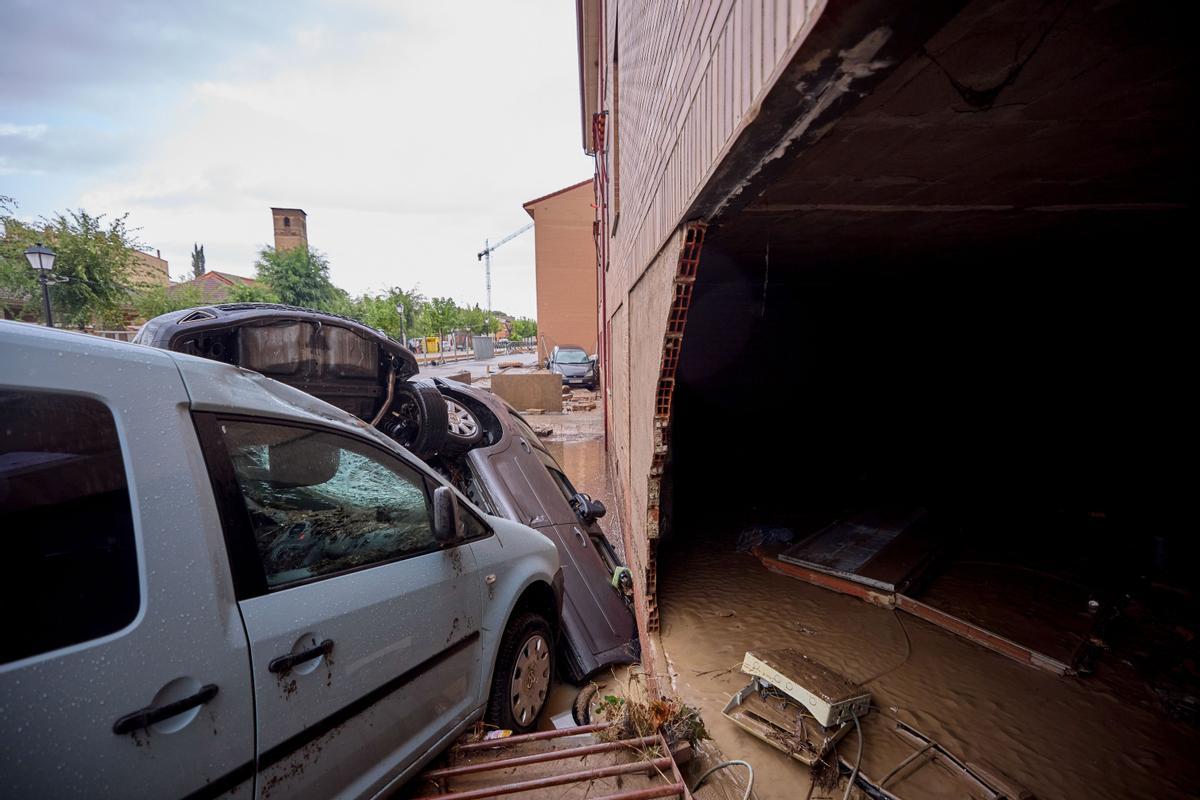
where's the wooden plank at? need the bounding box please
[895,594,1071,676]
[753,547,896,607]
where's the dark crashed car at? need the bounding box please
[135,303,637,680]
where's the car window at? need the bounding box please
[555,349,590,364]
[2,390,139,664]
[546,466,578,504]
[220,420,437,588]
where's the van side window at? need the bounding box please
[1,390,139,664]
[219,420,437,588]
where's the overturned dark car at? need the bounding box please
[135,303,637,680]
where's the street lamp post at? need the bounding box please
[395,303,407,348]
[24,243,57,328]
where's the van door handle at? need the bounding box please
[113,684,219,735]
[269,639,334,674]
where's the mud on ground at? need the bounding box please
[657,544,1200,800]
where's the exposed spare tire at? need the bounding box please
[440,396,486,457]
[383,379,448,459]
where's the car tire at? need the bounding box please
[572,683,598,726]
[486,612,555,733]
[384,379,448,459]
[440,395,485,457]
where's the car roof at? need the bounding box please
[0,320,400,451]
[555,345,586,352]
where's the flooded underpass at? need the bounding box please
[657,538,1200,799]
[650,198,1196,797]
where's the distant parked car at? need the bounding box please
[546,344,599,389]
[0,320,563,798]
[136,304,637,681]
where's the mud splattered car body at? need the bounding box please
[136,304,638,681]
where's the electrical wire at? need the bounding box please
[690,759,754,800]
[842,714,863,800]
[859,609,912,685]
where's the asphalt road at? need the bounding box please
[416,351,538,383]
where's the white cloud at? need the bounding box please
[74,1,592,316]
[0,122,48,139]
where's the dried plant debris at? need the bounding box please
[593,693,710,749]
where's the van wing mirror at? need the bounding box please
[432,486,460,544]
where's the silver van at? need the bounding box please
[0,321,563,798]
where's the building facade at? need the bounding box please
[577,0,1189,676]
[523,179,598,364]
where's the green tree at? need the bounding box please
[422,296,461,342]
[511,317,537,340]
[1,203,139,328]
[135,283,204,320]
[190,243,206,278]
[227,283,279,304]
[459,304,485,335]
[254,246,339,310]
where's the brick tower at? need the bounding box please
[271,207,308,252]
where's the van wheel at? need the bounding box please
[486,612,554,733]
[384,380,448,459]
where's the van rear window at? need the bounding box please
[0,390,139,664]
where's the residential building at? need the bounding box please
[523,179,598,364]
[167,270,259,304]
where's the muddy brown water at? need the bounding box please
[657,545,1200,800]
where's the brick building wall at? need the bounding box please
[271,207,308,252]
[126,250,170,289]
[578,0,829,646]
[523,180,598,364]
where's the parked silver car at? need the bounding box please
[135,304,638,681]
[546,344,599,389]
[0,321,563,798]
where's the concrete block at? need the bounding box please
[490,372,564,412]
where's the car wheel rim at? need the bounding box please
[446,400,479,438]
[509,634,551,726]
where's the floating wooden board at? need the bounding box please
[753,549,1078,676]
[777,509,941,594]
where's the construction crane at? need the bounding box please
[476,222,533,312]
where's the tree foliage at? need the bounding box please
[191,243,206,278]
[227,282,279,304]
[135,283,205,319]
[510,317,538,340]
[254,246,340,310]
[421,296,461,340]
[0,203,140,328]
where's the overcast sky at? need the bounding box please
[0,0,593,318]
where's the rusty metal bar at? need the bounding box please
[453,722,612,752]
[410,756,673,800]
[589,785,685,800]
[425,735,660,779]
[658,732,695,800]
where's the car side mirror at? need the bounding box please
[571,492,607,522]
[432,486,460,544]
